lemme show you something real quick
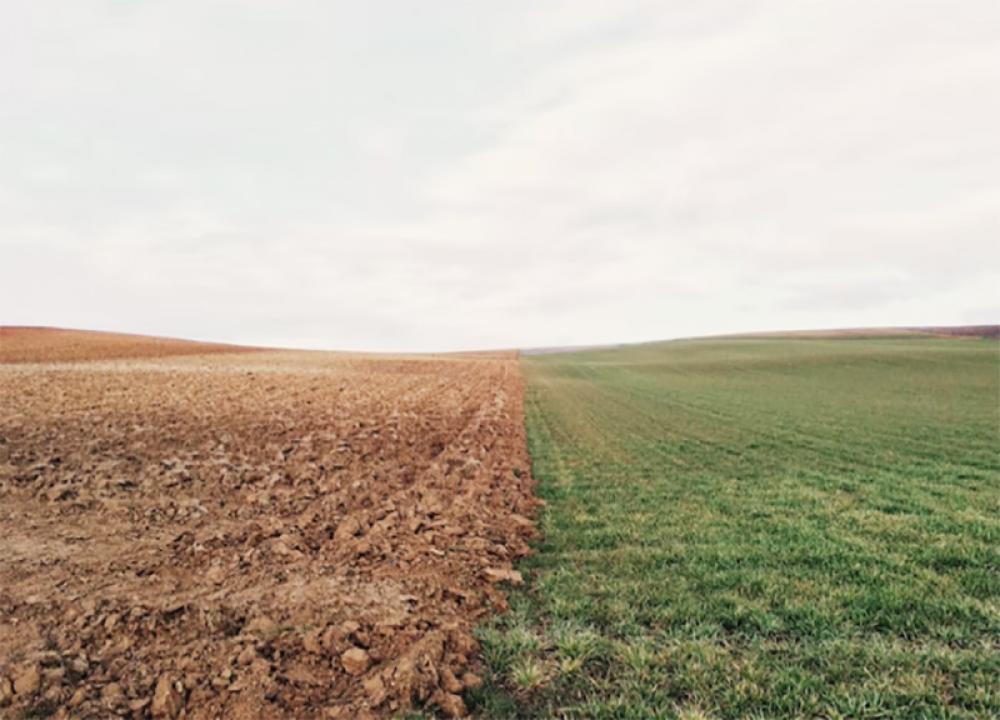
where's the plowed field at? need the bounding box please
[0,327,254,364]
[0,329,539,719]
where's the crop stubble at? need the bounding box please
[0,330,539,718]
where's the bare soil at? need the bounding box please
[0,331,538,718]
[0,327,254,364]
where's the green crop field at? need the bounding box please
[470,338,1000,719]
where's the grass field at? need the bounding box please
[471,338,1000,719]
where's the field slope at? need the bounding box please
[475,337,1000,719]
[0,326,254,363]
[0,331,538,718]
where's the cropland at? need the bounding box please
[475,337,1000,719]
[1,327,997,720]
[0,328,538,719]
[0,327,253,364]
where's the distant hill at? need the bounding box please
[714,325,999,340]
[915,325,1000,338]
[4,324,996,364]
[0,327,255,364]
[522,325,999,355]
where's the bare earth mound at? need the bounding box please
[0,334,538,718]
[0,327,254,364]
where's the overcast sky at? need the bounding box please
[2,1,998,351]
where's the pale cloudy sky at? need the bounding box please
[2,1,998,351]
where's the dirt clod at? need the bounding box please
[13,664,41,696]
[243,615,279,639]
[441,666,464,693]
[484,567,524,585]
[100,681,126,709]
[437,691,468,718]
[151,675,183,718]
[68,686,89,707]
[362,674,386,705]
[237,646,257,666]
[461,671,482,690]
[341,647,371,676]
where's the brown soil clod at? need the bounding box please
[0,330,540,718]
[151,675,183,718]
[340,647,371,676]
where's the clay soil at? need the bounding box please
[0,328,254,364]
[0,330,539,719]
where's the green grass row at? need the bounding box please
[469,338,999,719]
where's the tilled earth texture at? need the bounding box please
[0,329,539,719]
[0,328,254,364]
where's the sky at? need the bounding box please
[2,1,998,352]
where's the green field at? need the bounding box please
[471,338,1000,719]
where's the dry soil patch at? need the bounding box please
[0,336,538,718]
